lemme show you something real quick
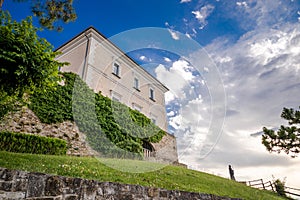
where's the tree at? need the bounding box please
[262,106,300,158]
[0,11,67,97]
[0,0,76,31]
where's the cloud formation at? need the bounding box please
[160,0,300,187]
[192,4,215,29]
[180,0,192,3]
[168,29,180,40]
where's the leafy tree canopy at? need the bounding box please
[262,106,300,158]
[0,11,67,97]
[0,0,77,31]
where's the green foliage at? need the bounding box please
[0,89,17,119]
[31,0,77,31]
[262,106,300,158]
[273,179,286,197]
[29,72,166,158]
[29,72,74,124]
[1,0,76,31]
[0,11,67,97]
[0,131,67,155]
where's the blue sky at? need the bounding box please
[3,0,268,47]
[3,0,300,190]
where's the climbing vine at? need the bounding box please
[29,72,165,158]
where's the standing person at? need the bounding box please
[229,165,236,181]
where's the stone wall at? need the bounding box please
[151,133,178,163]
[0,107,179,163]
[0,167,241,200]
[0,107,96,157]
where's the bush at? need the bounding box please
[274,179,286,197]
[0,131,67,155]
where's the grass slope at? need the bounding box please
[0,151,284,200]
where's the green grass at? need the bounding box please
[0,151,284,200]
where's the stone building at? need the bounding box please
[55,27,178,163]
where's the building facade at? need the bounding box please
[56,27,168,131]
[56,27,178,162]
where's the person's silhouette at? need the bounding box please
[229,165,236,181]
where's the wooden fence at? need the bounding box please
[284,186,300,197]
[248,179,275,191]
[248,179,300,198]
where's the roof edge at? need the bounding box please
[55,26,169,92]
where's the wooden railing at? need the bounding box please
[248,179,300,198]
[248,179,274,191]
[284,186,300,197]
[143,148,154,158]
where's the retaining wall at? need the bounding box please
[0,167,241,200]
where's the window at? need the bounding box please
[150,113,157,125]
[112,62,120,77]
[151,118,156,125]
[110,90,121,102]
[134,78,140,91]
[132,103,142,112]
[149,88,155,101]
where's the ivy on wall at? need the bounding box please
[29,72,165,158]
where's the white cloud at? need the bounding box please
[217,56,232,63]
[180,0,192,3]
[192,4,215,29]
[170,0,300,187]
[236,1,248,8]
[231,0,298,31]
[155,60,196,101]
[172,60,194,81]
[191,11,203,20]
[154,57,217,160]
[164,57,171,62]
[171,94,212,158]
[139,55,146,60]
[189,22,300,187]
[159,0,300,187]
[168,29,180,40]
[185,33,192,39]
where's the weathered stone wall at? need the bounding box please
[0,167,240,200]
[0,107,179,163]
[0,107,96,157]
[151,133,178,163]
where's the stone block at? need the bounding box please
[147,187,159,197]
[159,189,168,198]
[64,194,78,200]
[26,197,62,200]
[44,176,64,196]
[12,172,28,192]
[27,173,46,197]
[0,168,14,181]
[81,179,98,199]
[64,177,82,196]
[0,181,13,191]
[0,191,26,200]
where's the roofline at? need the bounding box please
[55,26,169,92]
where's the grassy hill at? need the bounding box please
[0,151,285,200]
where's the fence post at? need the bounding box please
[270,181,274,192]
[261,179,265,190]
